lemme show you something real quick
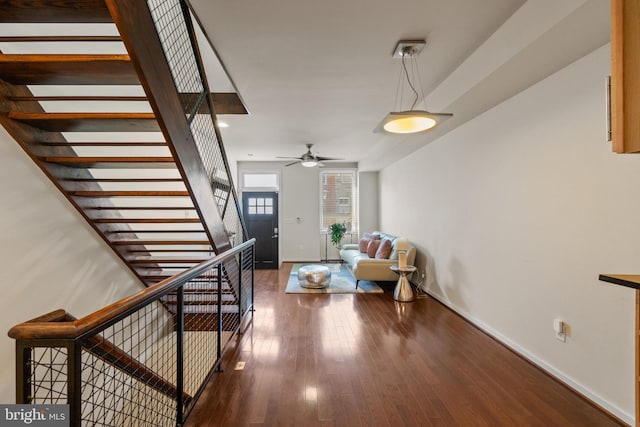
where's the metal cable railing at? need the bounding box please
[9,239,255,426]
[147,0,246,243]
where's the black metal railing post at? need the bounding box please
[237,251,243,331]
[68,340,82,427]
[251,246,255,312]
[15,342,31,404]
[216,264,223,371]
[176,286,185,425]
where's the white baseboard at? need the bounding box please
[424,289,634,426]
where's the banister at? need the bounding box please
[8,238,255,340]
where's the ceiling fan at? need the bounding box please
[276,144,343,167]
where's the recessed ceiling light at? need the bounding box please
[217,121,229,128]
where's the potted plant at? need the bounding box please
[329,223,347,248]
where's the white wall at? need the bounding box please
[379,45,637,423]
[281,164,322,261]
[358,171,379,234]
[0,128,144,404]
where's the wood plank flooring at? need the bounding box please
[185,264,625,427]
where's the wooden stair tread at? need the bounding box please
[0,1,112,23]
[0,36,122,42]
[114,240,211,246]
[181,306,240,314]
[85,206,196,210]
[42,142,167,147]
[147,279,222,285]
[9,95,146,102]
[63,178,180,183]
[9,112,159,132]
[93,218,201,223]
[164,295,237,304]
[44,156,173,162]
[182,284,228,291]
[0,54,136,85]
[129,258,210,264]
[42,156,175,169]
[179,92,248,115]
[10,93,248,115]
[165,302,240,312]
[129,249,213,253]
[211,177,231,191]
[106,230,205,234]
[70,190,190,197]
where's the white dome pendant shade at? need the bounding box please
[375,110,452,134]
[375,40,452,135]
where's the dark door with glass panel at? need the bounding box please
[242,192,278,269]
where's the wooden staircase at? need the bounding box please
[0,0,246,329]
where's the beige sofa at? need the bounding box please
[339,231,416,287]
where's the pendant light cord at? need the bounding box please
[401,53,420,110]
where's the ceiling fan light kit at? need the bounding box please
[376,39,453,135]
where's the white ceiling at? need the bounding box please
[190,0,610,171]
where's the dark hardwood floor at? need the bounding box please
[185,263,625,426]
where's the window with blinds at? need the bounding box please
[320,170,357,232]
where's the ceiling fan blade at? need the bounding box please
[276,145,341,165]
[315,156,344,161]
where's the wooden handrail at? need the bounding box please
[8,239,255,340]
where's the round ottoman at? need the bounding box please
[298,264,331,289]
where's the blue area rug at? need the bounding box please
[286,263,383,294]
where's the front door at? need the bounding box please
[242,192,279,269]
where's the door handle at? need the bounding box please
[272,234,278,238]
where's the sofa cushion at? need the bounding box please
[358,238,371,253]
[375,238,392,259]
[339,248,362,266]
[363,232,380,240]
[366,239,381,257]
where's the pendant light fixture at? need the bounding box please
[375,40,452,134]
